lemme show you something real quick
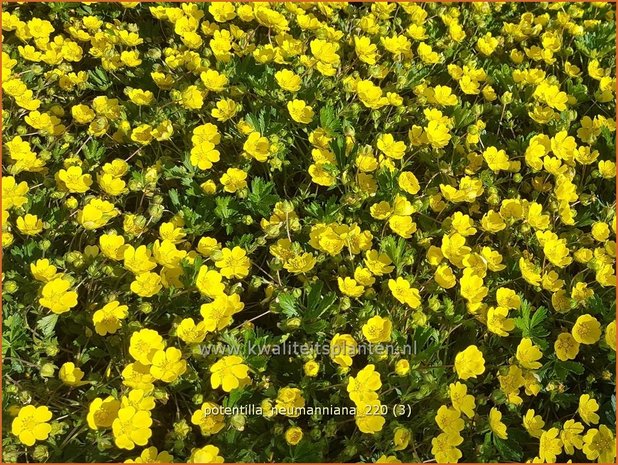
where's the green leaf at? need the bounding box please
[277,292,298,318]
[247,177,278,217]
[37,314,59,338]
[554,360,585,380]
[305,282,336,318]
[381,236,411,274]
[168,188,181,208]
[214,196,239,221]
[493,435,523,462]
[303,282,336,334]
[223,388,250,408]
[288,438,326,462]
[514,300,549,348]
[319,105,341,135]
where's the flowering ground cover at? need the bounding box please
[1,1,617,463]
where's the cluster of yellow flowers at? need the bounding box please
[2,2,616,463]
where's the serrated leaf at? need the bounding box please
[319,105,341,135]
[277,292,298,318]
[37,314,58,338]
[493,436,523,461]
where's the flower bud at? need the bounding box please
[139,302,153,314]
[4,281,17,294]
[40,363,56,378]
[32,445,49,462]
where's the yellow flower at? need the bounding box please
[284,426,303,445]
[605,320,616,351]
[354,36,378,65]
[394,360,410,376]
[516,337,543,370]
[560,419,584,455]
[177,318,208,344]
[375,455,401,463]
[578,394,600,425]
[284,252,317,274]
[543,238,572,268]
[487,306,515,337]
[347,364,381,405]
[122,362,154,392]
[220,168,248,193]
[243,131,270,162]
[554,332,580,361]
[483,146,510,172]
[30,258,59,282]
[86,396,120,433]
[488,407,508,439]
[121,389,155,412]
[591,222,610,242]
[572,314,601,344]
[112,406,153,450]
[215,246,251,279]
[123,245,156,274]
[538,427,562,462]
[303,360,320,377]
[449,382,475,419]
[275,69,302,92]
[98,173,126,196]
[201,293,244,332]
[190,141,220,171]
[276,386,305,417]
[431,432,463,463]
[356,80,387,109]
[393,426,411,451]
[59,362,86,386]
[188,445,224,463]
[126,88,154,106]
[150,347,187,383]
[435,405,464,435]
[362,315,392,343]
[130,272,162,298]
[582,425,615,463]
[195,266,225,298]
[77,198,118,230]
[180,85,204,110]
[287,99,314,124]
[125,447,173,463]
[459,268,488,304]
[523,409,545,438]
[199,70,227,93]
[388,277,421,308]
[338,276,364,298]
[398,171,420,194]
[16,213,43,235]
[129,329,165,366]
[330,333,358,367]
[210,355,250,392]
[519,257,542,286]
[71,104,95,124]
[425,120,451,149]
[93,300,128,336]
[211,98,239,122]
[39,277,78,314]
[598,160,616,179]
[11,405,53,446]
[57,165,92,193]
[355,400,386,434]
[377,133,406,159]
[191,402,225,436]
[477,32,500,56]
[454,345,485,380]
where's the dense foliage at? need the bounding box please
[1,2,617,463]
